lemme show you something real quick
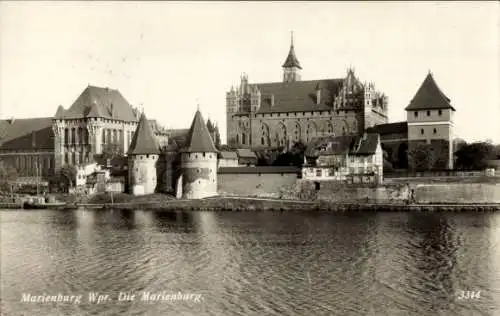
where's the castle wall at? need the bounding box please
[128,154,159,195]
[217,172,298,198]
[415,183,500,204]
[181,152,217,199]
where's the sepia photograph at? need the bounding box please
[0,1,499,315]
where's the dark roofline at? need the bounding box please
[218,166,300,174]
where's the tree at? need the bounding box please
[408,143,436,172]
[0,160,18,196]
[49,165,77,193]
[455,142,496,170]
[453,138,467,153]
[101,143,122,163]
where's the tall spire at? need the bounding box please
[282,31,302,70]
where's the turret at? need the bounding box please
[250,85,261,112]
[127,112,160,195]
[180,109,218,199]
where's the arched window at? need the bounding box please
[293,123,301,142]
[64,128,69,144]
[305,122,317,142]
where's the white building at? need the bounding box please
[302,133,383,184]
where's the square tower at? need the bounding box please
[405,72,455,169]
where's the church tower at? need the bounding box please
[282,32,302,83]
[405,72,455,169]
[127,112,160,195]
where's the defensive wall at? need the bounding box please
[217,167,500,204]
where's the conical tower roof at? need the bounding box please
[182,110,217,153]
[128,112,160,155]
[282,33,302,69]
[405,72,455,111]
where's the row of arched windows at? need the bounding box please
[237,120,340,146]
[64,127,89,145]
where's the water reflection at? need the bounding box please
[0,209,499,316]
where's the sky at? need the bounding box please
[0,1,499,144]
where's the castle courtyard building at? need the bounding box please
[226,35,389,150]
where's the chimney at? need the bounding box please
[316,88,321,105]
[8,117,15,125]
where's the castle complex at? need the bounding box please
[226,35,389,150]
[0,34,457,199]
[227,35,455,170]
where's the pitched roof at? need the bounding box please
[127,112,160,155]
[236,148,257,159]
[59,85,139,121]
[54,105,66,118]
[405,73,455,111]
[219,151,238,159]
[0,117,54,150]
[367,122,408,135]
[247,79,344,114]
[181,110,217,153]
[282,42,302,69]
[305,133,379,157]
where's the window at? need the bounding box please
[427,110,430,116]
[433,128,437,134]
[316,169,322,177]
[414,111,418,118]
[438,110,442,116]
[420,129,424,135]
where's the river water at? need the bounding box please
[1,209,499,316]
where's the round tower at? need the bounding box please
[127,112,160,196]
[180,110,218,199]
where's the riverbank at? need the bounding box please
[2,193,499,212]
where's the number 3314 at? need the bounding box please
[457,291,481,300]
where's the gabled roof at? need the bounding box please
[60,85,138,121]
[127,112,160,155]
[0,117,54,150]
[405,73,455,111]
[248,79,344,113]
[181,110,217,153]
[305,133,380,157]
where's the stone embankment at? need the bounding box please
[79,196,500,212]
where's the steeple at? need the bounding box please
[128,112,160,155]
[282,31,302,83]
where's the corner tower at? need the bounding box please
[405,72,455,169]
[180,109,218,199]
[128,112,160,195]
[282,32,302,83]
